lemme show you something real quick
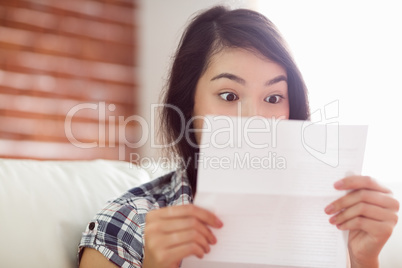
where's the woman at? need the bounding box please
[79,6,399,268]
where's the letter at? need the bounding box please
[118,115,149,160]
[129,153,140,168]
[210,116,234,149]
[98,102,106,147]
[64,103,98,149]
[261,151,272,169]
[234,152,250,169]
[276,156,287,169]
[270,116,285,148]
[187,115,210,149]
[243,116,270,149]
[301,100,339,167]
[108,104,116,147]
[151,104,185,148]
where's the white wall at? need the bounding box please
[137,0,257,160]
[256,0,402,185]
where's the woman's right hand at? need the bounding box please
[142,204,223,268]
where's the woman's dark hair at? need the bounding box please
[161,6,310,194]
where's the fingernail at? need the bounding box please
[325,204,334,214]
[216,218,223,227]
[334,180,344,189]
[211,236,217,244]
[329,216,336,224]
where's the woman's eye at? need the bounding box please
[219,92,239,102]
[264,95,282,104]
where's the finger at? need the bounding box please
[329,202,398,226]
[144,228,212,260]
[155,217,217,244]
[325,189,399,215]
[146,242,206,268]
[165,229,211,254]
[164,243,207,263]
[148,204,223,228]
[334,176,392,193]
[336,217,395,241]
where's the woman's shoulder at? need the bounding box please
[125,170,177,200]
[99,170,191,218]
[78,170,191,266]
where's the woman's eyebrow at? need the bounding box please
[265,75,287,86]
[211,73,287,86]
[210,73,245,85]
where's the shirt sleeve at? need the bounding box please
[78,201,145,268]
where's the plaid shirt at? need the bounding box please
[78,169,192,268]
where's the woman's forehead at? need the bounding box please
[204,47,286,79]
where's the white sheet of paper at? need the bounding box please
[182,116,367,268]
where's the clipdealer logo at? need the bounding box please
[302,100,339,167]
[64,100,340,166]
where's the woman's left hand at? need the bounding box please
[325,175,399,268]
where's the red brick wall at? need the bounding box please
[0,0,139,160]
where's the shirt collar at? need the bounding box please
[169,168,193,206]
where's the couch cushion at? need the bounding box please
[0,159,160,268]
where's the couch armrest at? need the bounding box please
[0,159,162,268]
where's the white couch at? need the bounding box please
[0,159,163,268]
[1,158,401,267]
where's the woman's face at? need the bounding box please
[192,47,290,143]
